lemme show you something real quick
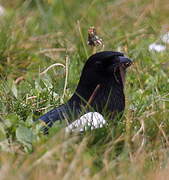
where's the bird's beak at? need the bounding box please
[119,56,132,68]
[118,56,132,87]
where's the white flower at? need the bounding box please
[65,112,106,133]
[0,5,5,16]
[148,43,166,52]
[161,32,169,44]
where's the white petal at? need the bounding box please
[0,5,5,16]
[80,128,84,132]
[88,122,91,126]
[161,32,169,44]
[100,124,103,128]
[102,119,106,124]
[149,43,166,52]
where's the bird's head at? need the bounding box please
[80,51,132,88]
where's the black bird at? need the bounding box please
[36,51,132,130]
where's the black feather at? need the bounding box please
[35,51,132,130]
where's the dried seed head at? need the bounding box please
[87,26,103,47]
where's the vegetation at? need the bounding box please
[0,0,169,179]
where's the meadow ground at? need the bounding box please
[0,0,169,179]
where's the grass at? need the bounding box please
[0,0,169,179]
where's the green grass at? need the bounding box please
[0,0,169,179]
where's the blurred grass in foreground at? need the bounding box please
[0,0,169,179]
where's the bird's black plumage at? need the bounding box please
[36,51,132,129]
